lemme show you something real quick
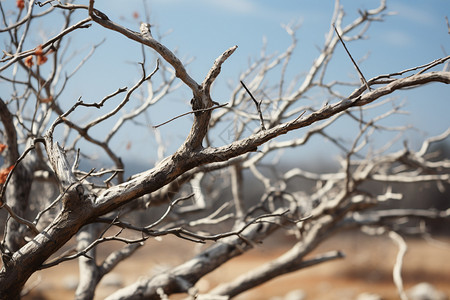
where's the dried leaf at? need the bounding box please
[35,45,43,56]
[0,166,14,184]
[0,144,7,153]
[24,56,34,68]
[36,54,47,65]
[16,0,24,10]
[35,45,47,65]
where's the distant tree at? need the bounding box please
[0,1,449,299]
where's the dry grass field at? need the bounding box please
[18,232,450,300]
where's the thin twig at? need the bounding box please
[33,169,95,225]
[292,110,306,123]
[102,209,296,244]
[240,80,266,131]
[389,231,408,300]
[0,18,92,73]
[104,171,120,185]
[1,203,39,235]
[88,0,200,95]
[39,230,147,269]
[145,193,195,229]
[333,24,371,92]
[0,144,36,204]
[152,103,228,128]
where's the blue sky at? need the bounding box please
[1,0,449,167]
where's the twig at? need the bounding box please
[369,55,450,80]
[0,143,40,235]
[333,24,371,92]
[152,103,228,128]
[76,87,127,109]
[292,110,306,123]
[88,0,200,95]
[389,231,408,300]
[0,18,92,73]
[39,230,147,269]
[104,171,121,185]
[33,169,95,225]
[203,45,238,95]
[96,209,297,244]
[1,203,39,235]
[240,80,266,131]
[0,144,36,205]
[145,193,195,229]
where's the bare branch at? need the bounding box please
[88,0,200,96]
[333,24,371,91]
[210,250,344,297]
[389,231,408,300]
[0,203,39,236]
[152,103,228,129]
[0,18,92,73]
[240,80,266,131]
[0,1,448,299]
[203,45,238,96]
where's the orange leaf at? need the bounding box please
[0,144,7,153]
[36,54,47,65]
[35,45,43,56]
[24,56,34,68]
[16,0,24,10]
[35,45,48,65]
[0,166,14,184]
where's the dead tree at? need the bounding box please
[0,0,449,299]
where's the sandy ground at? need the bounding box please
[19,232,450,300]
